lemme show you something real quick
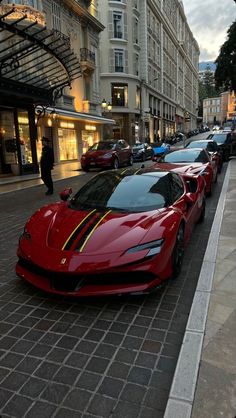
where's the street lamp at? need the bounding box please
[101,99,112,115]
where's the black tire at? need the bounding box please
[198,198,206,223]
[113,158,119,169]
[82,165,90,172]
[206,182,212,197]
[172,224,184,278]
[128,155,134,166]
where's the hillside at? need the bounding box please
[199,61,216,71]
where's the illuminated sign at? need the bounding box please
[85,125,96,131]
[60,122,75,129]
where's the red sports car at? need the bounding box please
[156,148,218,196]
[81,139,133,171]
[16,167,205,297]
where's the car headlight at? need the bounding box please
[126,238,164,257]
[19,226,31,241]
[103,153,113,159]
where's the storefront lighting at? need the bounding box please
[60,122,75,129]
[47,119,53,127]
[85,125,96,131]
[18,117,29,124]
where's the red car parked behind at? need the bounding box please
[81,139,133,171]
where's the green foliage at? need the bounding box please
[198,65,220,117]
[215,20,236,91]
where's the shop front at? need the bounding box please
[0,2,81,176]
[0,106,37,175]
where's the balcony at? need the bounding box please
[80,48,96,75]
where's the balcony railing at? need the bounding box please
[80,48,95,65]
[80,48,95,75]
[115,66,124,72]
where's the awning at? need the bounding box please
[47,107,115,125]
[0,2,81,103]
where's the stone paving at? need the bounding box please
[0,167,225,418]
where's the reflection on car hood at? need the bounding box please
[27,204,167,254]
[153,162,206,173]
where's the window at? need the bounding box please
[134,53,139,76]
[113,12,123,39]
[133,18,139,44]
[51,1,61,31]
[112,84,128,107]
[171,174,184,201]
[114,49,124,72]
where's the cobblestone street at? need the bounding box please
[0,167,225,418]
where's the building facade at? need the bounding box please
[203,97,221,126]
[0,0,112,176]
[98,0,199,144]
[203,91,236,127]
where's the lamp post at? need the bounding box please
[101,99,112,116]
[101,99,113,139]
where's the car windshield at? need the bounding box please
[69,171,173,212]
[133,144,144,150]
[211,134,227,144]
[88,142,115,151]
[187,141,216,151]
[164,149,208,163]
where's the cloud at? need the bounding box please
[182,0,236,60]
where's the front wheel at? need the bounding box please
[82,165,90,172]
[198,198,206,223]
[172,224,184,279]
[113,158,119,169]
[128,155,134,166]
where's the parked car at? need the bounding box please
[185,139,223,173]
[207,132,236,161]
[132,142,154,161]
[154,148,218,196]
[80,139,133,171]
[151,142,170,162]
[16,166,206,297]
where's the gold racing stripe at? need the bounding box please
[62,209,97,250]
[78,210,112,253]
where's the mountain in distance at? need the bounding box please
[199,61,216,71]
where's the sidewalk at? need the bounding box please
[165,158,236,418]
[0,161,83,194]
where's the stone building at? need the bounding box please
[0,0,112,176]
[97,0,199,143]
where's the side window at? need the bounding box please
[171,173,184,201]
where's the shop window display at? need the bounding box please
[58,128,78,161]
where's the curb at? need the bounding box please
[164,161,231,418]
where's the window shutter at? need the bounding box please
[109,48,115,72]
[125,50,128,73]
[123,12,128,40]
[108,11,113,39]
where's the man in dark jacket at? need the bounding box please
[40,137,54,195]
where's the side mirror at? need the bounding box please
[185,192,197,205]
[60,188,72,201]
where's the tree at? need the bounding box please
[215,20,236,91]
[198,65,220,118]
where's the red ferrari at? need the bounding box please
[156,148,218,196]
[16,167,205,297]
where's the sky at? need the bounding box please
[182,0,236,62]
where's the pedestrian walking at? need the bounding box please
[40,136,54,195]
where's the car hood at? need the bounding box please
[84,150,113,158]
[153,162,207,174]
[26,203,168,255]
